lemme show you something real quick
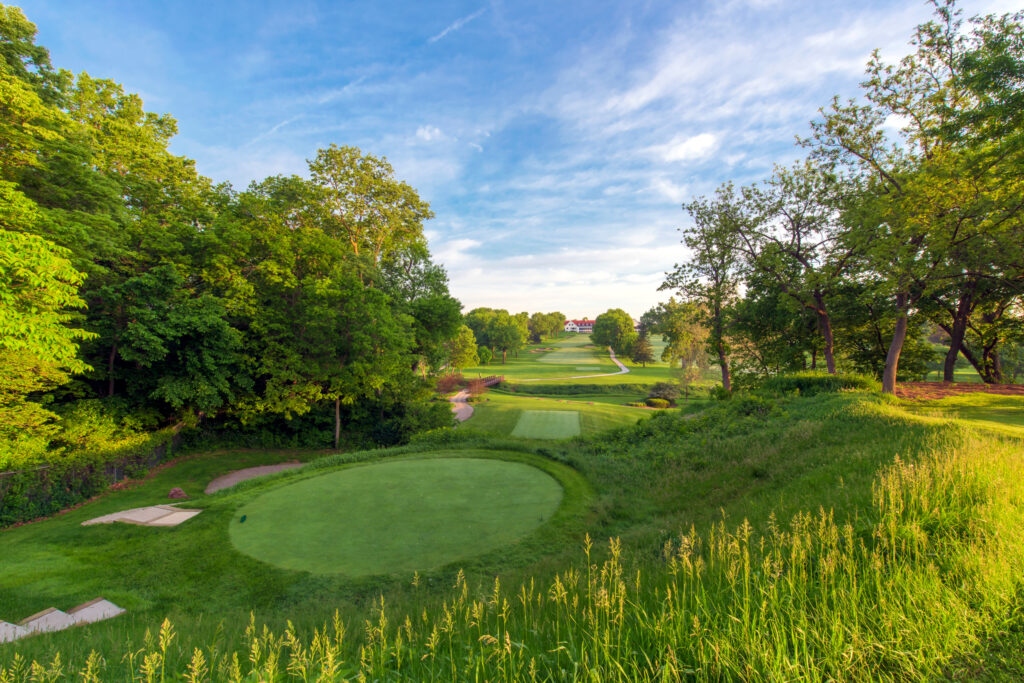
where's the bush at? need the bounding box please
[709,384,732,400]
[465,378,488,396]
[646,382,681,405]
[436,373,465,393]
[645,398,671,409]
[760,371,879,397]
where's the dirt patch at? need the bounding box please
[897,382,1024,401]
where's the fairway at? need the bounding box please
[229,458,563,575]
[511,410,581,439]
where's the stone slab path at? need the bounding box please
[1,598,124,643]
[204,462,304,494]
[82,504,201,527]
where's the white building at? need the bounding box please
[564,319,595,333]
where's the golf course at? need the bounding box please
[3,2,1024,679]
[229,457,564,575]
[450,333,709,439]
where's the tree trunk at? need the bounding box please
[810,348,816,370]
[943,288,974,382]
[107,344,117,397]
[882,294,909,394]
[957,339,984,377]
[813,292,836,374]
[981,345,1003,384]
[334,397,341,450]
[502,349,507,364]
[717,343,731,392]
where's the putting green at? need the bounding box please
[229,458,563,575]
[511,410,581,439]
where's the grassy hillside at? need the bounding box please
[3,389,1024,680]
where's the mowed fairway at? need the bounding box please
[511,410,581,439]
[459,334,620,381]
[466,392,650,437]
[229,458,563,576]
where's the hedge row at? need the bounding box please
[0,428,180,528]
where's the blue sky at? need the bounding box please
[20,0,1015,317]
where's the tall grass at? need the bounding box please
[4,427,1022,681]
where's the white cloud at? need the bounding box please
[443,243,688,318]
[659,133,718,162]
[415,125,444,141]
[650,178,688,202]
[432,238,482,267]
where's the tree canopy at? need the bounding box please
[0,7,461,462]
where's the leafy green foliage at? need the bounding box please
[759,371,879,396]
[591,308,637,355]
[477,345,493,365]
[646,382,681,404]
[445,325,479,371]
[0,12,466,484]
[629,333,655,367]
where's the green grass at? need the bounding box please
[5,390,1024,680]
[510,410,581,439]
[465,391,650,437]
[230,458,563,575]
[903,392,1024,437]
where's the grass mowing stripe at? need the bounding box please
[229,458,563,576]
[511,411,581,439]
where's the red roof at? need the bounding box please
[566,319,593,325]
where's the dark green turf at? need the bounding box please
[229,458,563,576]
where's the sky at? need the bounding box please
[18,0,1018,318]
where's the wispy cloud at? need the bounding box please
[243,115,303,147]
[42,0,1009,316]
[428,8,486,43]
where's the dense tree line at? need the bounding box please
[0,6,462,464]
[661,1,1024,393]
[462,308,565,365]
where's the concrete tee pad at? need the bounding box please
[82,504,200,527]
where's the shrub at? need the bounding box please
[760,371,879,397]
[465,378,488,396]
[436,373,465,394]
[727,394,774,417]
[645,398,671,409]
[709,384,732,400]
[647,382,681,405]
